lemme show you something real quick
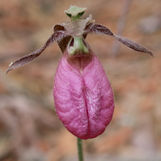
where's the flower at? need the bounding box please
[53,51,114,139]
[7,5,152,139]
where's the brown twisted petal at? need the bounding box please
[113,34,153,56]
[85,23,153,56]
[6,30,67,73]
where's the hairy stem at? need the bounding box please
[77,137,84,161]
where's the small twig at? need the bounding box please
[111,0,133,56]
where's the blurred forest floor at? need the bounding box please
[0,0,161,161]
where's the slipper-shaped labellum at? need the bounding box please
[53,52,114,139]
[7,6,152,139]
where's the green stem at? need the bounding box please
[77,137,84,161]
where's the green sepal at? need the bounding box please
[68,36,89,55]
[65,5,86,21]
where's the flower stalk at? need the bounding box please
[77,137,84,161]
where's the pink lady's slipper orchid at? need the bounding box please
[7,6,153,139]
[54,51,114,139]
